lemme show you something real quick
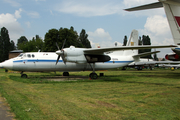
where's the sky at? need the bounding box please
[0,0,175,58]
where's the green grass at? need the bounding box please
[0,68,180,120]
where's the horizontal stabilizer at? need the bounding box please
[133,51,160,58]
[124,2,163,11]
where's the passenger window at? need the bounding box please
[27,54,31,58]
[32,54,35,58]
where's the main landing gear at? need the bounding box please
[89,73,98,79]
[21,72,28,78]
[89,63,98,79]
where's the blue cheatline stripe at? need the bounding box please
[13,59,63,63]
[13,59,133,63]
[175,48,180,50]
[105,61,133,63]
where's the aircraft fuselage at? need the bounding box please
[0,52,134,72]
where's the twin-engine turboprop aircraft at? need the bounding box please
[0,30,176,79]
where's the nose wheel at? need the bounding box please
[21,74,27,78]
[20,71,28,78]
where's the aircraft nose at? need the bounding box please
[0,63,3,68]
[1,60,13,70]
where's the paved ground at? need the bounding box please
[0,96,15,120]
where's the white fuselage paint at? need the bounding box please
[0,52,134,72]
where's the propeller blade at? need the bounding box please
[61,38,66,50]
[61,54,66,65]
[56,55,60,65]
[56,37,67,65]
[56,42,60,50]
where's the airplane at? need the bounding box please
[158,63,180,69]
[124,0,180,61]
[0,30,176,79]
[122,58,157,70]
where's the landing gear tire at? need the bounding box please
[137,67,142,71]
[63,72,69,76]
[21,74,27,78]
[89,73,98,79]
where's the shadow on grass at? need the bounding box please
[9,75,127,84]
[8,70,180,88]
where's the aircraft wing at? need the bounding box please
[124,2,163,11]
[83,45,177,54]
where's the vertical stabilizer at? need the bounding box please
[126,29,139,46]
[123,29,139,55]
[163,2,180,44]
[125,0,180,45]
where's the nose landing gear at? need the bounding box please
[20,72,28,78]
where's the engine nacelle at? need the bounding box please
[65,56,87,63]
[165,53,179,61]
[59,46,111,63]
[85,54,111,63]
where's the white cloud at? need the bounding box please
[25,21,31,28]
[0,10,24,43]
[35,0,46,1]
[88,28,114,47]
[3,0,21,7]
[53,0,165,17]
[15,8,22,19]
[139,15,173,45]
[27,11,40,18]
[138,15,174,58]
[55,0,122,17]
[144,15,170,36]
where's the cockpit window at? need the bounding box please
[18,53,23,57]
[27,54,31,58]
[32,54,35,58]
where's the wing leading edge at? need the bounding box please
[83,45,177,54]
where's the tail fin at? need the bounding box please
[125,0,180,45]
[123,29,139,55]
[163,2,180,44]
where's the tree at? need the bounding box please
[17,36,28,50]
[79,29,91,48]
[138,35,152,59]
[138,36,142,45]
[0,27,10,61]
[44,27,84,52]
[44,28,59,52]
[138,36,144,54]
[10,40,16,51]
[0,36,3,62]
[18,35,44,52]
[123,36,127,46]
[153,53,158,61]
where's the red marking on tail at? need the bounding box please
[175,16,180,27]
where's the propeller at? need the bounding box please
[56,38,67,65]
